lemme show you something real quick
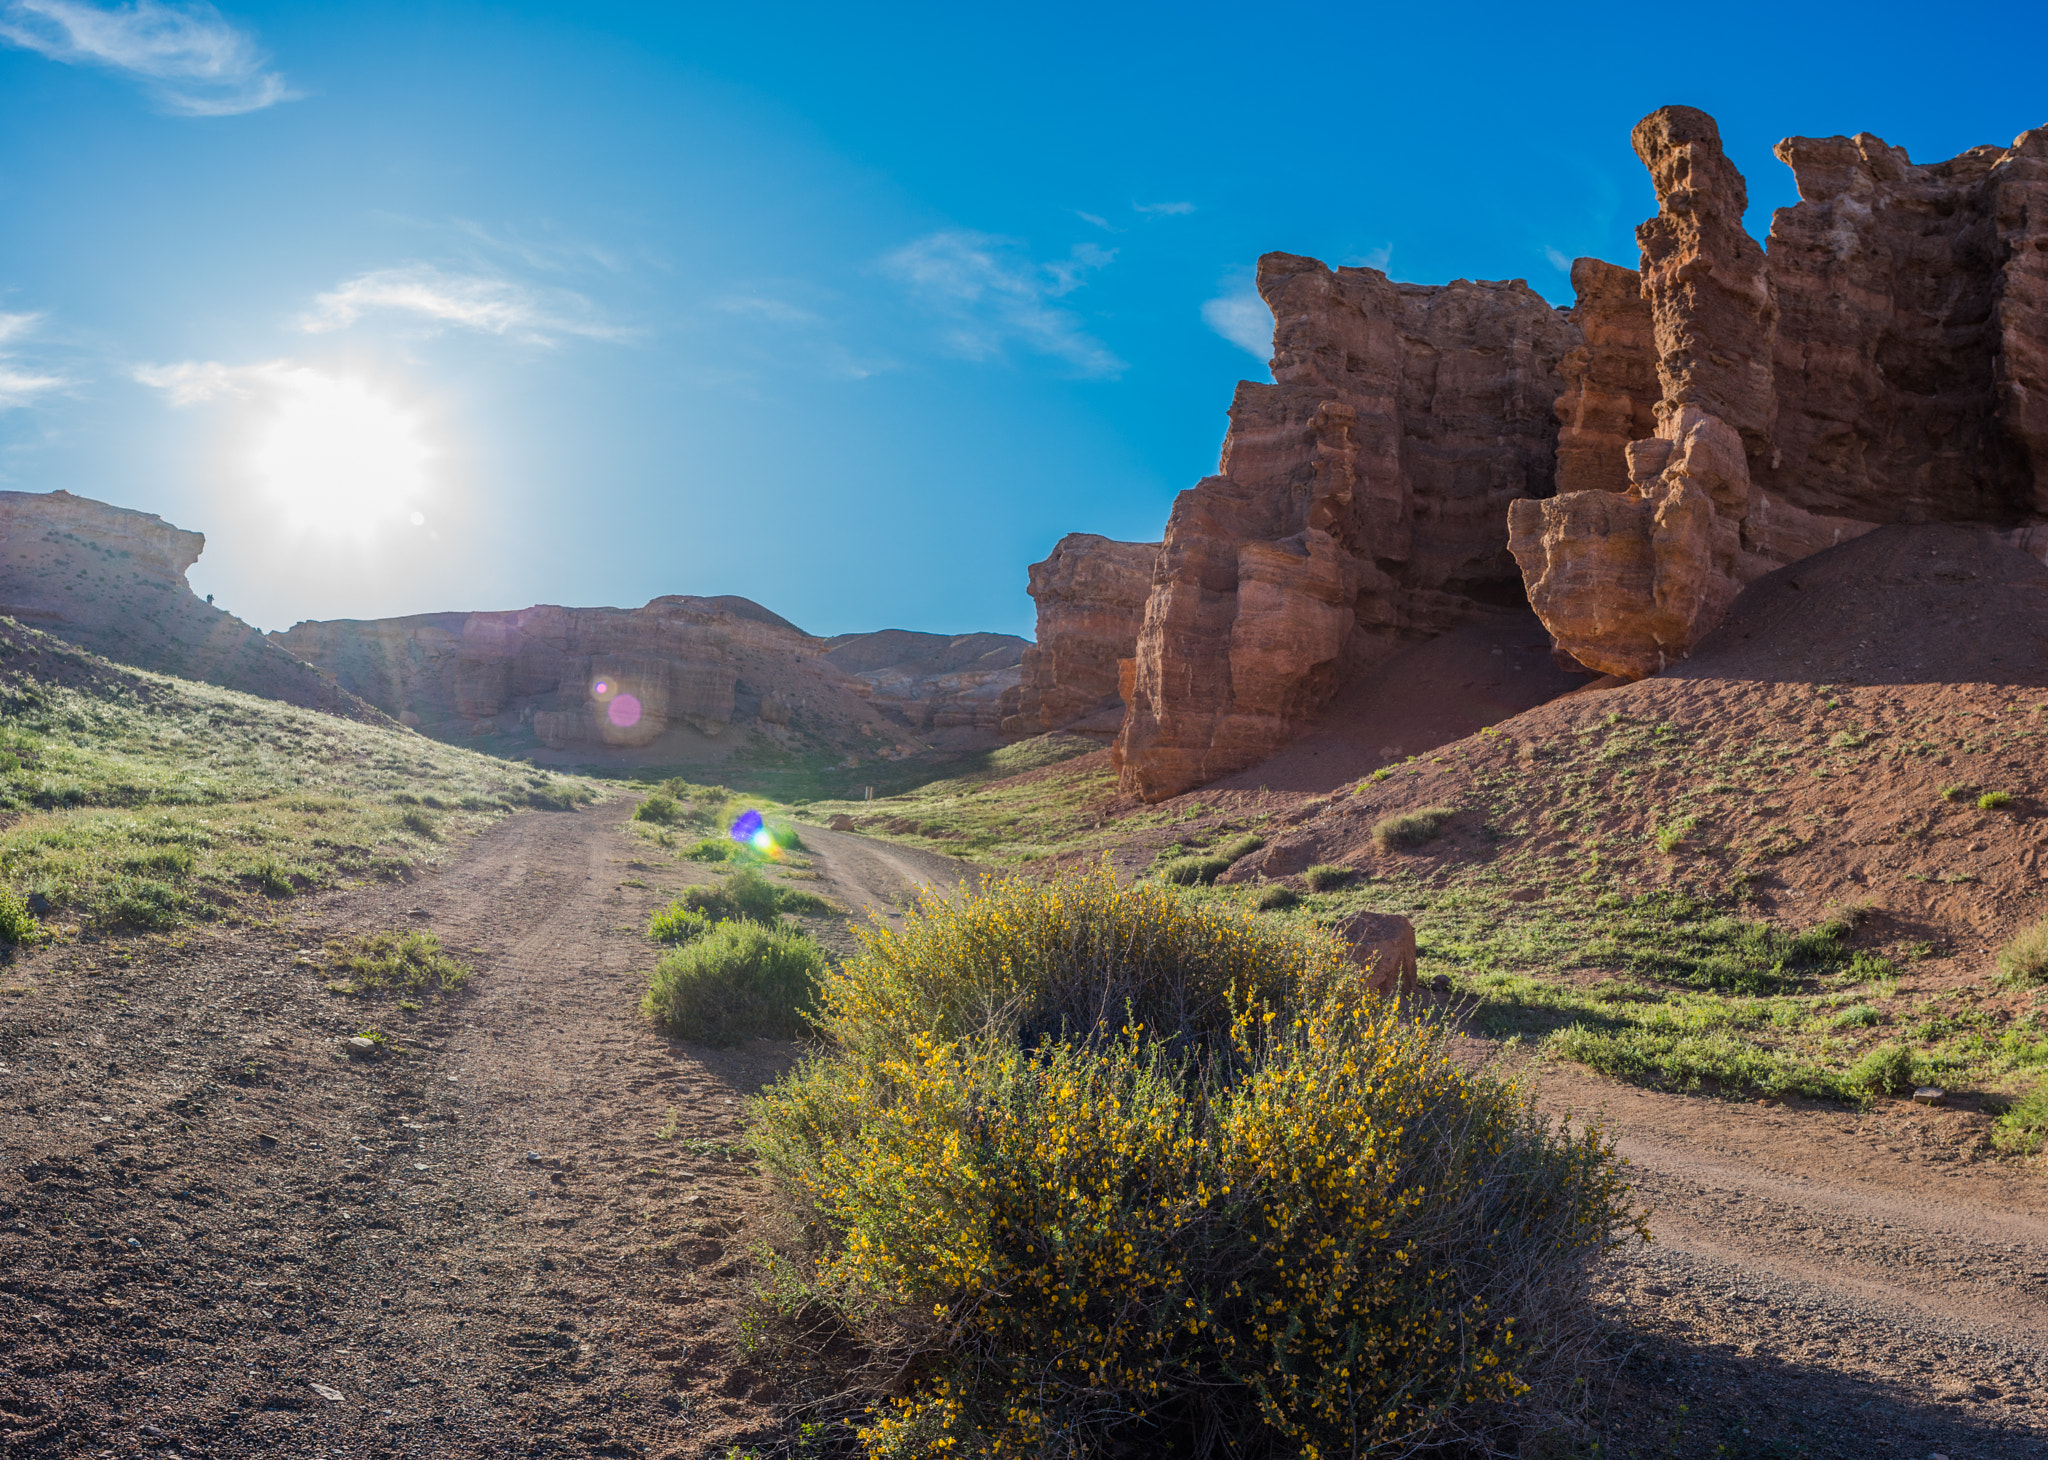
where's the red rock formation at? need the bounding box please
[1001,533,1159,739]
[1552,258,1658,496]
[1113,255,1581,800]
[276,601,1022,767]
[0,490,385,723]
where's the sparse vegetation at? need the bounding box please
[750,867,1639,1458]
[655,866,835,929]
[649,903,712,944]
[1254,883,1299,910]
[1978,790,2014,810]
[1992,1080,2048,1154]
[1997,918,2048,987]
[0,886,41,946]
[1373,805,1455,851]
[1303,863,1354,891]
[633,794,682,825]
[642,920,825,1045]
[0,618,592,933]
[1154,853,1231,885]
[326,930,472,998]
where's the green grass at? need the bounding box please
[650,866,836,932]
[325,930,472,997]
[1992,1080,2048,1154]
[1303,864,1354,892]
[1979,790,2014,810]
[1372,805,1454,851]
[1998,919,2048,987]
[0,618,595,933]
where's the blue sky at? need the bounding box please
[1,1,2043,637]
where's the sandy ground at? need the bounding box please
[1,798,2042,1458]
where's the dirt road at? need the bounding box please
[1,801,2042,1458]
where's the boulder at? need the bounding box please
[1333,910,1418,997]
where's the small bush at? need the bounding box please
[1979,790,2014,811]
[642,920,824,1045]
[766,820,807,852]
[0,887,40,945]
[1303,863,1354,892]
[1831,1003,1881,1029]
[330,930,471,996]
[1997,919,2048,987]
[1992,1080,2048,1154]
[1938,783,1971,802]
[398,808,440,839]
[107,878,183,930]
[634,795,682,826]
[1254,883,1299,911]
[1653,814,1698,855]
[1155,854,1231,886]
[1215,833,1264,864]
[679,866,800,924]
[681,836,735,863]
[1373,805,1455,851]
[1846,1043,1916,1098]
[751,866,1639,1458]
[649,903,712,944]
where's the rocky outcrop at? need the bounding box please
[1512,106,2048,679]
[822,630,1026,734]
[1001,534,1159,739]
[1553,258,1659,497]
[1112,255,1581,799]
[0,490,386,722]
[276,600,1022,766]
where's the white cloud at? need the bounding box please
[716,294,822,326]
[881,230,1124,378]
[0,312,70,407]
[1074,211,1111,230]
[0,0,295,116]
[1543,245,1573,272]
[1349,243,1394,272]
[1135,201,1195,216]
[133,356,280,405]
[1201,277,1270,361]
[299,266,628,344]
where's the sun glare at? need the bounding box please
[248,369,432,535]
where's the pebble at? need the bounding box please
[1912,1087,1947,1106]
[309,1381,345,1403]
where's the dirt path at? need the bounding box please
[3,801,2043,1459]
[0,801,964,1460]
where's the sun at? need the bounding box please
[247,369,432,535]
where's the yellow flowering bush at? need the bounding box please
[750,866,1639,1457]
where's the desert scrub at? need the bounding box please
[633,794,682,826]
[0,886,41,945]
[1373,805,1455,852]
[1155,853,1231,886]
[1979,790,2014,810]
[1997,918,2048,987]
[1303,863,1354,892]
[1254,883,1299,910]
[1992,1080,2048,1154]
[642,920,825,1045]
[750,866,1638,1458]
[326,931,471,997]
[649,903,712,944]
[668,866,835,927]
[1844,1042,1917,1098]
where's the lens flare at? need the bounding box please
[727,808,781,857]
[607,693,642,728]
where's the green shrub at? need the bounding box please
[766,820,806,852]
[1155,854,1231,886]
[642,920,824,1045]
[679,866,804,924]
[1979,790,2014,811]
[683,837,735,863]
[1373,805,1455,851]
[751,867,1638,1459]
[1254,883,1299,911]
[0,887,40,945]
[1992,1080,2048,1154]
[1939,784,1970,802]
[1998,919,2048,987]
[107,878,183,930]
[1215,833,1264,863]
[634,794,682,826]
[1303,863,1354,892]
[398,808,440,839]
[649,903,712,944]
[1653,814,1698,855]
[1845,1043,1916,1098]
[125,845,196,878]
[329,930,471,997]
[1831,1003,1881,1029]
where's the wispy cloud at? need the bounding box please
[0,0,295,115]
[1200,275,1269,362]
[882,230,1123,378]
[1542,245,1572,272]
[299,265,629,344]
[715,294,822,327]
[132,356,278,405]
[1349,243,1395,272]
[1135,201,1195,216]
[0,312,70,407]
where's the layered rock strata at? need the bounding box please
[0,490,384,722]
[1512,107,2048,680]
[1112,255,1581,799]
[1000,533,1159,739]
[276,600,1022,764]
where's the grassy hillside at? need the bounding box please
[0,617,592,937]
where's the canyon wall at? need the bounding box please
[0,490,386,722]
[1000,533,1159,739]
[275,599,1022,766]
[1512,107,2048,680]
[1110,256,1580,799]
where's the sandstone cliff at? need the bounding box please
[0,490,386,722]
[274,600,1023,768]
[1000,533,1159,740]
[1512,107,2048,680]
[1111,256,1580,799]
